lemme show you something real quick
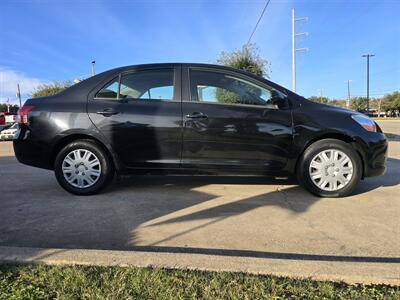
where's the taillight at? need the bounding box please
[18,105,34,125]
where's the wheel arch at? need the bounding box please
[50,133,121,171]
[295,133,366,179]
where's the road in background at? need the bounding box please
[376,120,400,139]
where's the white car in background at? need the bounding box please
[0,123,18,141]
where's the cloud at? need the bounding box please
[0,68,47,103]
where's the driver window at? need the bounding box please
[190,70,274,106]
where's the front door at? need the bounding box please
[87,66,182,169]
[181,67,292,173]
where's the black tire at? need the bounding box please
[297,138,362,197]
[54,139,114,195]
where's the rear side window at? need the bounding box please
[95,69,175,101]
[120,69,174,100]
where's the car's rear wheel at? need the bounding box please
[54,140,114,195]
[297,139,362,197]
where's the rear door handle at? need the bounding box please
[185,112,208,119]
[96,109,120,116]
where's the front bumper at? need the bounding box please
[353,132,388,178]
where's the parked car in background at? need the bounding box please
[13,63,387,197]
[0,123,12,132]
[361,109,387,118]
[0,112,17,125]
[0,123,18,141]
[0,112,17,131]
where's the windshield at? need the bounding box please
[10,123,18,129]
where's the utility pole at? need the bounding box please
[91,60,96,76]
[346,80,352,108]
[6,98,10,112]
[319,88,324,103]
[292,8,308,93]
[362,54,374,112]
[378,97,382,117]
[16,84,22,108]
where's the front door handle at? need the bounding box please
[185,112,208,119]
[96,108,120,117]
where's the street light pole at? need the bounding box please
[362,54,374,112]
[17,83,22,108]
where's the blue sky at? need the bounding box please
[0,0,399,104]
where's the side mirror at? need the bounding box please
[270,90,287,109]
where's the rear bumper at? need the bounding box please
[0,135,14,140]
[13,129,53,170]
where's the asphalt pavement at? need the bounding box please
[0,120,399,284]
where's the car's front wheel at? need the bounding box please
[54,139,114,195]
[297,139,362,197]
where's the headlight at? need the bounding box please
[351,114,376,132]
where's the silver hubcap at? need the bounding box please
[309,149,353,191]
[62,149,101,189]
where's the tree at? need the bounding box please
[350,97,368,112]
[215,44,270,104]
[30,81,73,98]
[368,98,380,110]
[381,91,400,116]
[330,99,347,108]
[217,43,270,77]
[0,103,19,112]
[308,96,329,104]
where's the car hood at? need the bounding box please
[301,98,361,116]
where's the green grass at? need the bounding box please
[0,264,399,299]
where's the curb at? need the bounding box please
[0,246,398,286]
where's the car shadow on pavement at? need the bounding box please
[353,158,400,195]
[1,155,399,265]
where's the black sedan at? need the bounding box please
[14,63,387,197]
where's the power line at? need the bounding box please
[336,90,398,99]
[370,66,400,76]
[246,0,272,45]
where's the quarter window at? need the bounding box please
[95,78,119,99]
[190,70,275,107]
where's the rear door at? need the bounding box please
[181,67,293,173]
[87,66,182,169]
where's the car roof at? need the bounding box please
[102,63,290,93]
[111,62,257,76]
[58,62,296,101]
